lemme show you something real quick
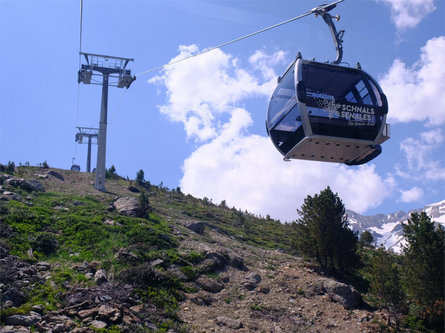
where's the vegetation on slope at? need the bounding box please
[1,164,443,332]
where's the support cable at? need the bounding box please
[73,0,84,165]
[79,0,83,57]
[134,0,344,77]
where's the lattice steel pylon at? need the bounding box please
[78,52,135,192]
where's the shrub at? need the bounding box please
[32,232,58,255]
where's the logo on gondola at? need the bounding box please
[316,96,376,125]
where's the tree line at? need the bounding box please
[292,187,444,332]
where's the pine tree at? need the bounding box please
[359,230,374,248]
[367,247,404,327]
[139,191,151,218]
[401,212,444,331]
[106,165,117,179]
[294,186,359,274]
[135,169,145,186]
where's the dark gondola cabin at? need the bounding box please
[266,57,390,165]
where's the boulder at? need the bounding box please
[35,261,51,271]
[78,307,99,319]
[97,305,121,322]
[0,173,11,184]
[20,180,45,192]
[189,291,216,306]
[47,170,64,181]
[103,218,117,226]
[53,323,66,332]
[243,272,261,291]
[31,304,44,314]
[198,251,229,273]
[5,313,41,326]
[0,326,30,333]
[216,316,243,329]
[150,259,164,267]
[94,269,108,284]
[5,177,23,187]
[319,278,362,309]
[114,248,139,263]
[1,287,26,307]
[127,185,140,193]
[185,221,205,235]
[0,191,22,201]
[196,276,224,293]
[229,254,246,270]
[90,320,107,329]
[113,197,143,217]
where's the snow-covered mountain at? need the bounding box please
[348,200,445,253]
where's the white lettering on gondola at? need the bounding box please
[315,95,376,126]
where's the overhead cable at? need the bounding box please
[135,0,344,77]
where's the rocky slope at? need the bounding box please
[1,167,388,332]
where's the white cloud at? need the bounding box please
[152,46,392,221]
[180,108,391,221]
[376,0,436,30]
[149,45,281,142]
[398,128,445,181]
[400,186,424,202]
[380,36,445,126]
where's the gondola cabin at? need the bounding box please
[266,56,390,165]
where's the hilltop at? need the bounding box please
[1,166,386,332]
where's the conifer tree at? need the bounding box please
[367,247,404,327]
[106,165,117,179]
[139,191,151,218]
[294,186,359,273]
[401,212,444,331]
[359,230,374,248]
[135,169,145,186]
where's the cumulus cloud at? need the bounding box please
[400,186,424,202]
[380,36,445,126]
[397,128,445,181]
[180,108,391,221]
[151,46,392,221]
[376,0,436,30]
[149,45,281,141]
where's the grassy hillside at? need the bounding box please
[0,166,305,332]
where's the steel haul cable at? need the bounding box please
[134,0,345,77]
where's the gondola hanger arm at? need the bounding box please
[311,1,345,64]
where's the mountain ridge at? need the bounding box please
[347,199,445,253]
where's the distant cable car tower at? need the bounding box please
[75,126,99,172]
[78,52,135,191]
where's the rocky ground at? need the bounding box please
[174,226,385,333]
[0,168,388,332]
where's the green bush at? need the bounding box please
[32,232,58,255]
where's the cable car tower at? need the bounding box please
[75,127,99,172]
[78,52,135,191]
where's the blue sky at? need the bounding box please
[1,0,444,222]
